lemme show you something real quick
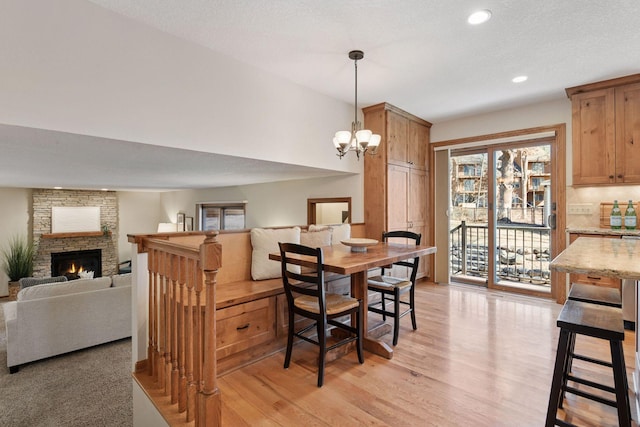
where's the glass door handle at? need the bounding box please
[548,213,556,230]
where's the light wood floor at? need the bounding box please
[218,282,638,426]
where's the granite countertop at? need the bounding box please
[566,227,640,237]
[551,236,640,279]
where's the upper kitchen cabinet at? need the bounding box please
[566,74,640,185]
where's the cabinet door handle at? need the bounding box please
[586,276,601,280]
[609,175,615,179]
[236,323,250,331]
[618,174,624,179]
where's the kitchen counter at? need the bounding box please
[551,236,640,280]
[567,227,640,237]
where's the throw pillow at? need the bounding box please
[250,227,301,280]
[18,275,68,290]
[309,223,351,244]
[300,229,332,248]
[300,229,333,273]
[17,276,112,301]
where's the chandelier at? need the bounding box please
[333,50,381,160]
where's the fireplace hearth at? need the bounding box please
[51,249,102,280]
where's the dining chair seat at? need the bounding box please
[279,242,364,387]
[295,293,360,315]
[367,230,421,347]
[367,275,412,292]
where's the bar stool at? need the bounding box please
[567,283,622,308]
[546,300,630,427]
[563,283,624,407]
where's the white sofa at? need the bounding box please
[4,274,132,373]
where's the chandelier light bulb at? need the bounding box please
[333,50,381,160]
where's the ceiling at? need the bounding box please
[4,0,640,191]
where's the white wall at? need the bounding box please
[160,173,363,229]
[0,188,31,289]
[0,0,358,175]
[117,192,163,261]
[431,98,572,143]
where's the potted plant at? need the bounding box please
[1,235,35,298]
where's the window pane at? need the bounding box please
[202,207,221,230]
[223,208,245,230]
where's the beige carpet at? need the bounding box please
[0,302,133,426]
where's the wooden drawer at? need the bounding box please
[216,297,276,359]
[570,272,621,290]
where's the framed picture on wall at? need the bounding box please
[186,216,194,231]
[177,212,186,231]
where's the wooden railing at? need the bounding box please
[134,232,221,426]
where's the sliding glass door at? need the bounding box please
[449,139,555,295]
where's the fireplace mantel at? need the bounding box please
[41,231,111,239]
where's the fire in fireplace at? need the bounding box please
[51,249,102,280]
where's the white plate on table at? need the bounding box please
[340,238,379,252]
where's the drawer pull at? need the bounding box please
[586,276,601,280]
[236,323,250,331]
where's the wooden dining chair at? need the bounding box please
[278,242,364,387]
[367,230,421,346]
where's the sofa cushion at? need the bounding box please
[111,273,132,287]
[17,276,112,301]
[18,276,67,290]
[250,227,300,280]
[308,223,351,244]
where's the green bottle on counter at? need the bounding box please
[611,200,622,229]
[625,200,636,230]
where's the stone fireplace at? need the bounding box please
[32,189,118,278]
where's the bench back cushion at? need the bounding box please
[251,227,300,280]
[308,223,351,244]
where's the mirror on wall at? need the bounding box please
[307,197,351,225]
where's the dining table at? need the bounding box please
[269,240,437,359]
[550,236,640,417]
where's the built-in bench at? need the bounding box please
[161,224,364,375]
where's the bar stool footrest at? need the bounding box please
[564,385,618,407]
[570,353,613,368]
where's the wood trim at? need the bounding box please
[307,197,352,225]
[429,123,566,301]
[41,231,109,238]
[431,124,562,149]
[565,73,640,98]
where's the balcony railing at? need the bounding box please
[450,220,551,286]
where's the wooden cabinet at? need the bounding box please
[363,102,432,278]
[568,233,621,290]
[386,109,429,169]
[567,74,640,185]
[615,82,640,183]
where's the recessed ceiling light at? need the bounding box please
[512,75,528,83]
[468,10,492,25]
[101,188,109,191]
[54,186,62,190]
